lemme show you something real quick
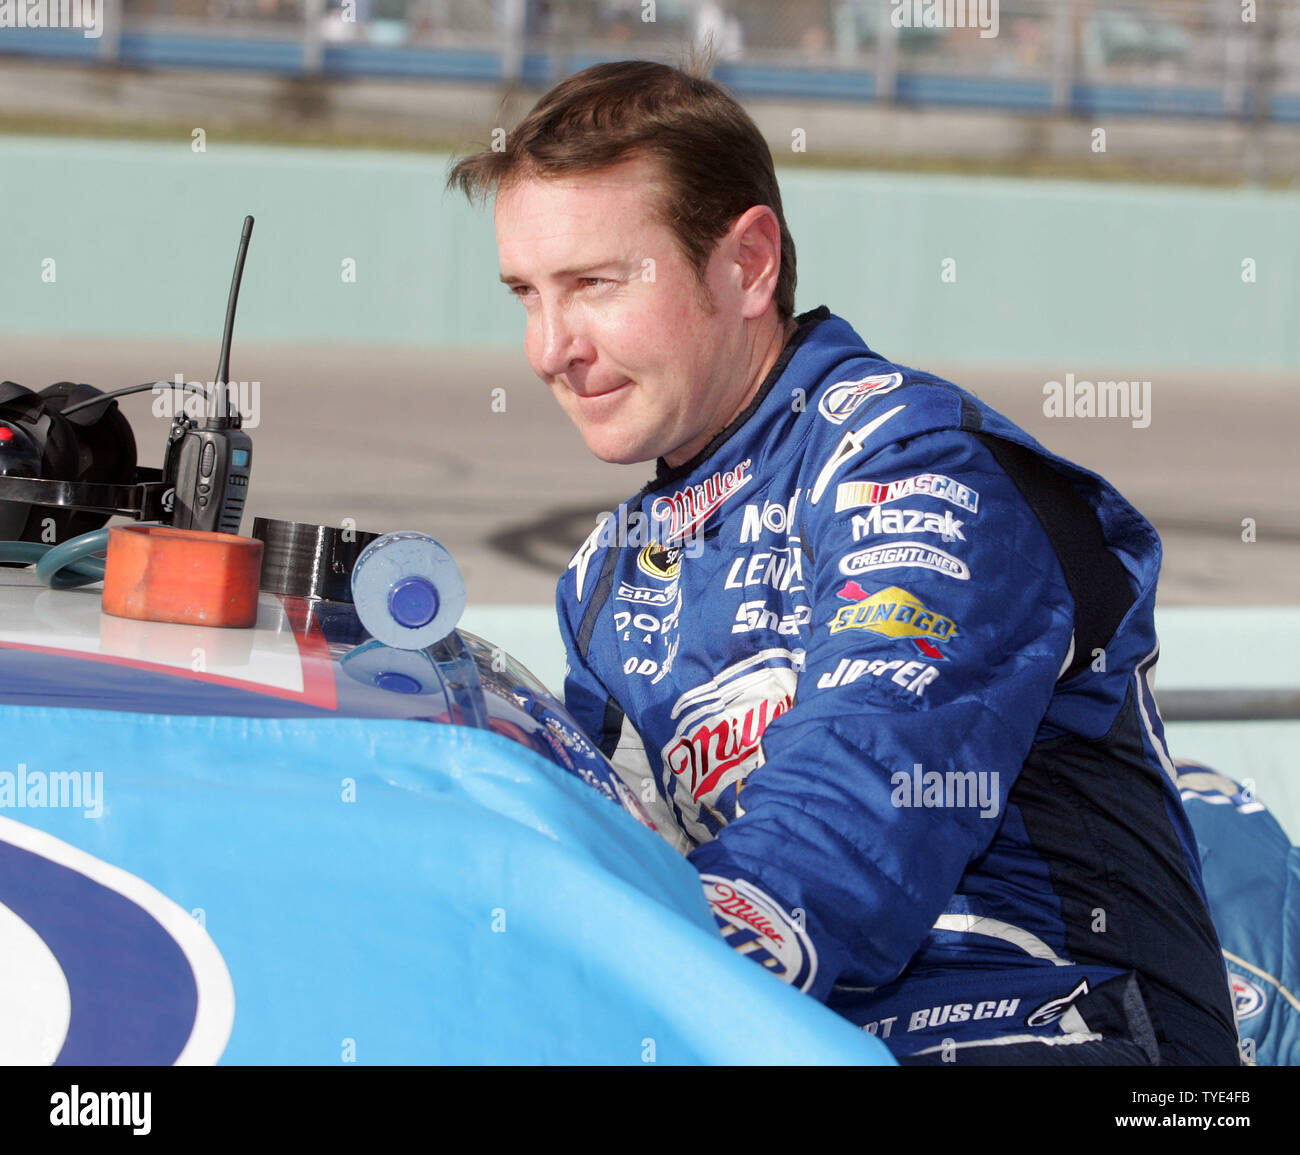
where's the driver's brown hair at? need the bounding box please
[446,58,797,324]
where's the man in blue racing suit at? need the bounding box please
[449,59,1239,1064]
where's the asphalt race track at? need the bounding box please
[4,334,1296,607]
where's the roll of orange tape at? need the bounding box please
[102,525,264,629]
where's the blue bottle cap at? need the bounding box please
[374,671,425,695]
[387,576,439,630]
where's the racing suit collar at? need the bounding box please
[652,305,832,487]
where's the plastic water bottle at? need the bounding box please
[350,531,466,650]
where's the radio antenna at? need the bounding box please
[209,215,255,431]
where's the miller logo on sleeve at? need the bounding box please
[701,874,818,992]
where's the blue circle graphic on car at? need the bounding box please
[0,817,234,1064]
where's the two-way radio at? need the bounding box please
[164,215,255,534]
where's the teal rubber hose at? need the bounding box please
[35,529,110,589]
[0,531,108,589]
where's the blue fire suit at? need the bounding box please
[557,306,1239,1063]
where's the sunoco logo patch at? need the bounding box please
[829,582,959,644]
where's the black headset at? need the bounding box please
[0,381,140,544]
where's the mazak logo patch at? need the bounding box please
[701,874,817,992]
[651,459,752,543]
[835,474,980,514]
[839,542,970,581]
[818,372,904,425]
[829,582,959,652]
[850,506,965,542]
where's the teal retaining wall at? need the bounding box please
[2,137,1298,370]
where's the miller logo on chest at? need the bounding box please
[651,459,753,543]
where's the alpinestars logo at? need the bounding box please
[568,515,608,602]
[651,459,753,543]
[661,649,798,843]
[1025,978,1091,1026]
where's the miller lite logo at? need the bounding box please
[651,459,752,544]
[660,649,797,844]
[701,874,817,992]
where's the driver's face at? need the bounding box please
[495,156,749,467]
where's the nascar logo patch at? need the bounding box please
[835,473,980,514]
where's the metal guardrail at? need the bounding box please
[1159,690,1300,722]
[0,0,1296,122]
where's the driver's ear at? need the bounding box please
[731,206,783,320]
